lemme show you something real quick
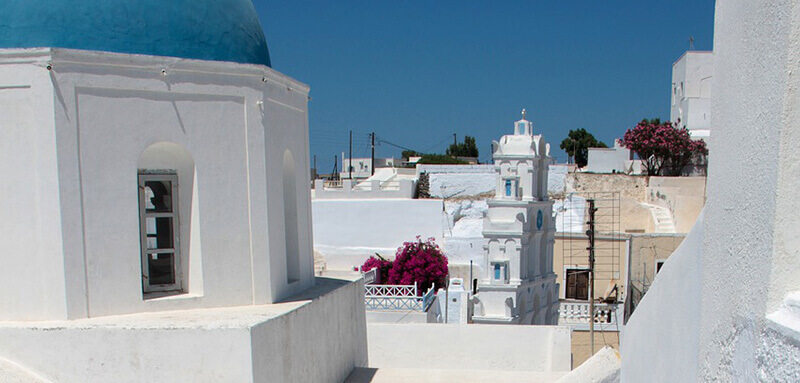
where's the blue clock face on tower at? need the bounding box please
[536,210,543,230]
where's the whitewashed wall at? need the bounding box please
[367,323,571,372]
[621,1,800,381]
[0,48,315,320]
[312,199,444,270]
[620,213,703,382]
[0,277,368,383]
[417,165,497,199]
[586,141,633,174]
[671,52,713,131]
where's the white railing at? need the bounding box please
[362,268,377,285]
[558,301,621,330]
[323,180,343,189]
[364,282,436,311]
[421,286,436,311]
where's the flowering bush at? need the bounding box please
[361,253,392,284]
[360,236,448,295]
[621,120,708,176]
[387,237,448,294]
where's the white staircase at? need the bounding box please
[644,204,676,233]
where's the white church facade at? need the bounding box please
[0,1,367,382]
[472,111,560,325]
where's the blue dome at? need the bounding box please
[0,0,271,67]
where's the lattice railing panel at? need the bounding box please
[364,283,429,311]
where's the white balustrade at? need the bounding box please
[362,268,377,285]
[364,282,436,311]
[558,301,621,331]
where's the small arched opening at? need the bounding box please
[137,142,202,295]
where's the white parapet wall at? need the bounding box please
[620,212,703,382]
[417,165,497,199]
[0,277,368,383]
[314,179,416,200]
[367,323,571,373]
[415,164,570,199]
[312,199,444,270]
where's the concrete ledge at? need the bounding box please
[0,277,367,383]
[367,323,571,373]
[344,367,566,383]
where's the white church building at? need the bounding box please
[0,1,367,382]
[472,111,560,325]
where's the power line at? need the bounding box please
[375,136,422,154]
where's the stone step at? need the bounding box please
[643,203,676,234]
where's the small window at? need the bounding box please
[505,180,512,197]
[491,261,509,284]
[138,172,182,293]
[565,269,590,300]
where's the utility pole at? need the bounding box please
[349,130,353,180]
[333,155,338,180]
[313,155,317,179]
[586,199,597,355]
[370,132,375,176]
[453,133,457,148]
[689,35,695,50]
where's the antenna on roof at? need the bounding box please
[689,36,695,50]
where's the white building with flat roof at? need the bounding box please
[671,51,713,142]
[341,156,399,179]
[586,139,642,174]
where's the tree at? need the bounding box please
[446,136,479,158]
[415,154,468,165]
[620,119,708,176]
[559,129,607,167]
[401,150,421,159]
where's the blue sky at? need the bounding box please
[254,1,715,171]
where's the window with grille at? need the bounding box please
[138,172,182,293]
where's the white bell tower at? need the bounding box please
[472,110,559,325]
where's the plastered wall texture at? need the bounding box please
[697,1,800,381]
[622,1,800,381]
[0,277,368,383]
[312,199,444,270]
[367,323,571,373]
[0,48,315,321]
[620,213,703,382]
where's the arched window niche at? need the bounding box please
[283,149,300,283]
[137,142,203,297]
